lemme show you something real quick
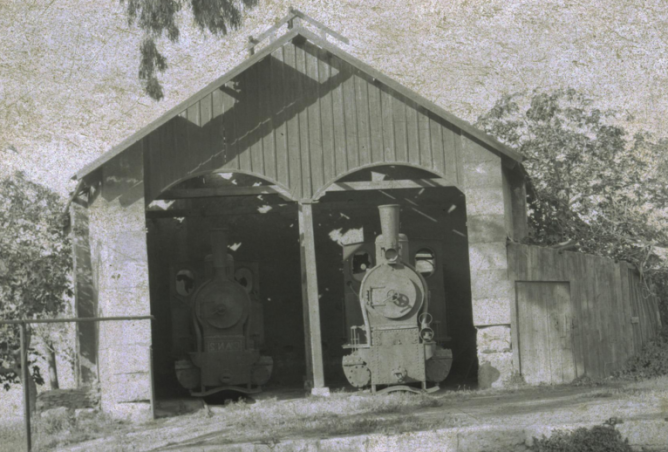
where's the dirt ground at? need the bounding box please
[24,376,660,451]
[2,376,667,451]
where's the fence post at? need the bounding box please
[20,322,32,452]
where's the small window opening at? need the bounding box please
[351,252,374,282]
[176,269,195,296]
[415,249,436,278]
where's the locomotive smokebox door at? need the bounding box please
[173,228,273,396]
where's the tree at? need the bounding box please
[476,88,668,292]
[0,172,73,391]
[121,0,258,100]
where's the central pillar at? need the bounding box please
[297,201,329,396]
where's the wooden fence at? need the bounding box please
[508,244,662,384]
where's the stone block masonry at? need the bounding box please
[86,147,153,422]
[460,135,518,388]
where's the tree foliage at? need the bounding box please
[122,0,258,100]
[476,89,668,281]
[0,172,73,390]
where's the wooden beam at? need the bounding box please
[159,185,292,199]
[159,178,455,201]
[323,178,455,193]
[298,201,329,396]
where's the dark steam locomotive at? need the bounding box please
[342,205,453,393]
[173,229,272,396]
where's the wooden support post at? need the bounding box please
[298,201,329,396]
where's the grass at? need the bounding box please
[0,410,129,452]
[190,391,468,445]
[5,375,668,451]
[0,418,26,452]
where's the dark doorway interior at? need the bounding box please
[147,194,306,399]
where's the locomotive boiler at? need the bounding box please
[174,229,272,396]
[342,205,453,393]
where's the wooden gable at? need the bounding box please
[144,39,466,202]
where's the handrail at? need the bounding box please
[0,315,155,452]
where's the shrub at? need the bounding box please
[529,421,632,452]
[621,333,668,379]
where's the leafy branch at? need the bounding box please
[121,0,258,100]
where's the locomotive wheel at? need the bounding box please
[251,356,274,386]
[426,348,454,383]
[342,353,371,388]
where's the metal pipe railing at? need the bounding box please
[0,315,155,452]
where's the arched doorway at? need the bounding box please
[311,165,477,387]
[146,171,307,398]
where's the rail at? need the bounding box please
[0,315,155,452]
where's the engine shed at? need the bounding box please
[69,11,661,420]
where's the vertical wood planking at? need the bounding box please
[342,65,359,170]
[258,58,276,181]
[453,128,464,186]
[173,112,188,186]
[417,109,432,170]
[283,43,303,198]
[247,65,264,175]
[306,48,324,194]
[392,96,408,162]
[210,89,225,168]
[270,48,290,188]
[617,264,633,362]
[186,103,202,177]
[295,44,312,198]
[223,85,241,171]
[568,253,585,378]
[355,74,371,166]
[441,126,459,182]
[200,93,213,169]
[588,254,603,377]
[237,68,252,172]
[330,54,347,178]
[406,102,420,166]
[380,87,395,162]
[318,52,336,184]
[429,115,445,176]
[367,80,384,164]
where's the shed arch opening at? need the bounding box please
[310,166,477,388]
[147,171,311,401]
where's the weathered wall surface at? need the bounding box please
[87,145,152,421]
[460,138,521,389]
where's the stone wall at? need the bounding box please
[460,136,518,389]
[86,143,153,422]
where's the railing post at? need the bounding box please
[149,345,156,420]
[20,322,31,452]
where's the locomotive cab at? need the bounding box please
[342,205,453,393]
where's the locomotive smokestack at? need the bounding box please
[211,228,228,279]
[378,204,401,263]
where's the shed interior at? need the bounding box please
[147,168,477,399]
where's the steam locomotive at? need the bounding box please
[341,205,453,393]
[173,229,273,396]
